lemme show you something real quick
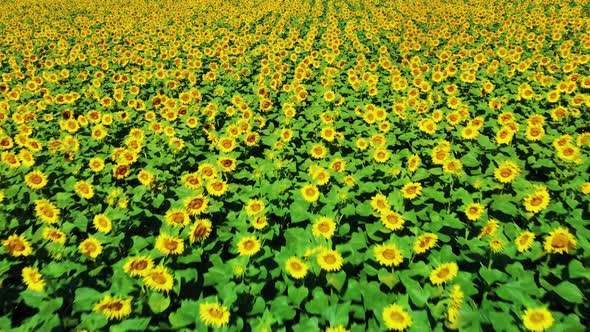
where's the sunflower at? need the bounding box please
[245,199,265,216]
[494,161,520,183]
[414,233,438,254]
[74,180,94,199]
[3,234,33,257]
[543,227,576,254]
[93,295,132,320]
[312,168,331,186]
[184,194,209,215]
[515,231,536,252]
[199,302,230,328]
[496,127,515,144]
[380,210,405,231]
[310,143,328,159]
[401,182,422,199]
[429,262,459,285]
[477,219,500,239]
[312,217,336,239]
[525,126,545,141]
[93,214,112,233]
[522,307,554,331]
[123,256,154,277]
[329,158,346,173]
[198,163,218,179]
[34,199,60,224]
[42,227,67,244]
[442,159,463,175]
[581,182,590,195]
[317,249,343,272]
[113,164,130,179]
[22,266,45,292]
[489,238,504,253]
[155,233,185,255]
[163,209,190,227]
[88,157,105,173]
[382,304,412,331]
[182,172,203,190]
[373,148,390,163]
[370,193,390,213]
[523,186,550,213]
[464,203,485,221]
[252,215,268,230]
[556,144,580,162]
[206,179,228,196]
[407,155,421,172]
[217,157,237,172]
[189,219,213,243]
[237,236,261,256]
[460,126,479,140]
[24,170,48,190]
[137,169,155,187]
[374,243,404,267]
[79,237,103,259]
[431,146,448,165]
[285,257,309,279]
[217,136,236,153]
[301,184,320,202]
[143,266,174,292]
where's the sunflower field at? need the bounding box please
[1,0,589,330]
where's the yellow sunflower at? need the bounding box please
[370,193,390,213]
[206,179,228,197]
[407,155,421,172]
[163,209,190,227]
[143,266,174,292]
[155,233,185,255]
[301,184,320,202]
[374,243,404,267]
[93,295,132,320]
[515,231,536,252]
[429,262,459,285]
[22,266,45,292]
[3,234,33,257]
[464,203,485,221]
[24,170,48,190]
[88,157,105,173]
[189,219,213,243]
[382,304,412,331]
[317,249,343,272]
[413,233,438,254]
[523,186,550,213]
[285,257,309,279]
[380,210,405,231]
[42,227,67,244]
[93,214,112,233]
[184,194,209,215]
[73,180,94,199]
[245,199,265,216]
[543,227,576,254]
[494,161,520,183]
[79,237,103,259]
[373,148,390,163]
[123,256,154,277]
[310,143,328,159]
[34,199,60,224]
[237,236,261,256]
[199,302,230,328]
[522,307,554,331]
[312,217,336,240]
[401,182,422,199]
[477,219,500,239]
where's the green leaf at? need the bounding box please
[149,292,170,314]
[377,269,399,289]
[553,281,583,304]
[271,296,296,322]
[477,135,495,150]
[306,288,329,315]
[169,300,198,328]
[20,290,46,308]
[490,194,518,215]
[568,260,590,280]
[110,318,151,332]
[479,267,507,285]
[287,285,309,307]
[73,287,103,312]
